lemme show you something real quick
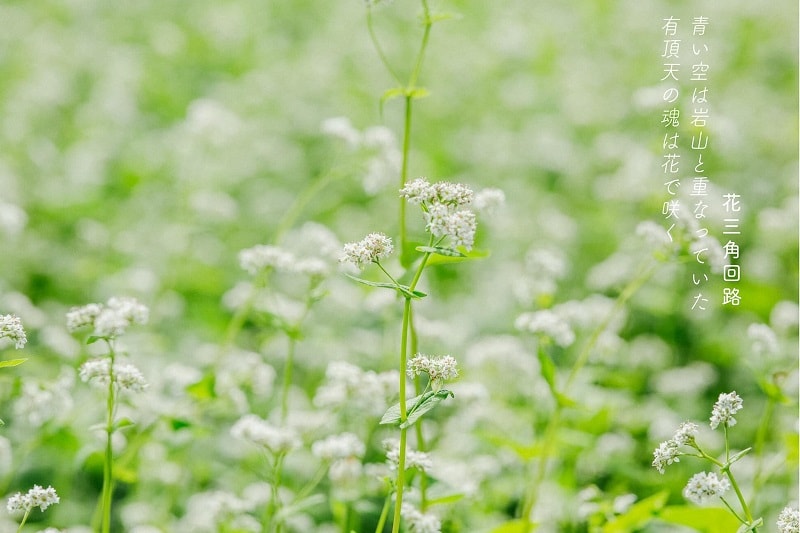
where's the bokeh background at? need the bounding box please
[0,0,797,531]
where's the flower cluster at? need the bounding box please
[747,323,779,357]
[230,414,300,455]
[407,354,458,391]
[7,484,60,513]
[311,432,366,461]
[682,471,730,504]
[66,297,148,338]
[339,232,393,268]
[384,439,432,472]
[400,177,478,250]
[778,507,799,533]
[402,503,442,533]
[79,358,148,392]
[652,422,698,474]
[710,391,744,429]
[238,244,331,278]
[514,309,575,347]
[0,314,26,349]
[313,361,398,416]
[473,188,506,214]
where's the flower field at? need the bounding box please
[0,0,797,532]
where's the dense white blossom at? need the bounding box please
[7,485,59,513]
[231,414,300,454]
[710,391,743,430]
[238,245,295,275]
[652,440,681,474]
[473,188,506,214]
[0,314,26,349]
[340,233,393,267]
[402,503,442,533]
[683,471,730,504]
[79,359,147,392]
[424,205,477,250]
[384,440,432,472]
[777,507,799,533]
[66,297,148,338]
[515,309,575,347]
[313,361,397,416]
[407,354,458,390]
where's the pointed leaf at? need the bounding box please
[344,273,426,299]
[408,87,430,100]
[727,447,752,466]
[426,247,490,266]
[491,519,535,533]
[0,358,27,369]
[426,493,464,506]
[416,246,466,257]
[86,336,105,345]
[380,87,406,116]
[400,389,454,429]
[602,491,668,533]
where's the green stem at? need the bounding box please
[408,0,433,89]
[410,308,428,511]
[16,508,30,533]
[719,496,747,525]
[521,261,655,528]
[750,397,775,509]
[725,467,754,524]
[101,341,117,533]
[392,427,408,533]
[375,492,392,533]
[366,8,402,86]
[399,95,412,260]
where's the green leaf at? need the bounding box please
[602,491,668,533]
[656,505,741,533]
[426,11,459,24]
[344,273,426,299]
[380,87,406,115]
[380,390,454,429]
[407,87,430,100]
[416,245,466,257]
[758,377,791,404]
[726,447,752,466]
[86,335,105,345]
[0,358,27,368]
[535,347,577,407]
[112,417,136,432]
[491,519,536,533]
[426,247,490,267]
[426,493,464,506]
[186,373,216,400]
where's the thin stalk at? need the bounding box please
[101,341,117,533]
[366,8,402,86]
[725,468,754,525]
[399,96,413,259]
[408,0,433,89]
[750,397,775,509]
[375,492,392,533]
[16,508,31,533]
[719,496,747,525]
[521,261,655,528]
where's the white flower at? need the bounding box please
[340,233,393,267]
[710,391,744,430]
[292,257,330,278]
[66,297,148,338]
[672,422,699,446]
[238,245,295,275]
[652,440,680,474]
[0,314,26,349]
[474,188,506,214]
[400,178,435,204]
[777,506,799,533]
[231,415,300,454]
[747,323,779,357]
[514,310,575,347]
[431,181,474,206]
[384,440,432,472]
[683,471,730,504]
[401,503,441,533]
[407,354,459,386]
[423,204,477,250]
[79,359,147,392]
[311,433,366,461]
[7,484,60,513]
[636,221,671,248]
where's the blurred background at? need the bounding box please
[0,0,796,531]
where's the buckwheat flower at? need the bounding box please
[113,362,148,392]
[231,414,300,454]
[423,205,477,250]
[777,506,799,533]
[672,421,699,446]
[0,314,26,349]
[400,178,435,204]
[384,440,432,472]
[93,308,132,338]
[401,503,441,533]
[683,471,730,504]
[79,358,112,385]
[340,232,393,268]
[311,433,366,461]
[7,484,60,513]
[106,297,149,326]
[710,391,744,429]
[407,354,458,390]
[474,188,506,214]
[747,323,779,357]
[431,181,474,206]
[652,440,681,474]
[66,303,103,332]
[636,220,671,248]
[292,257,330,278]
[238,245,295,275]
[514,310,575,347]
